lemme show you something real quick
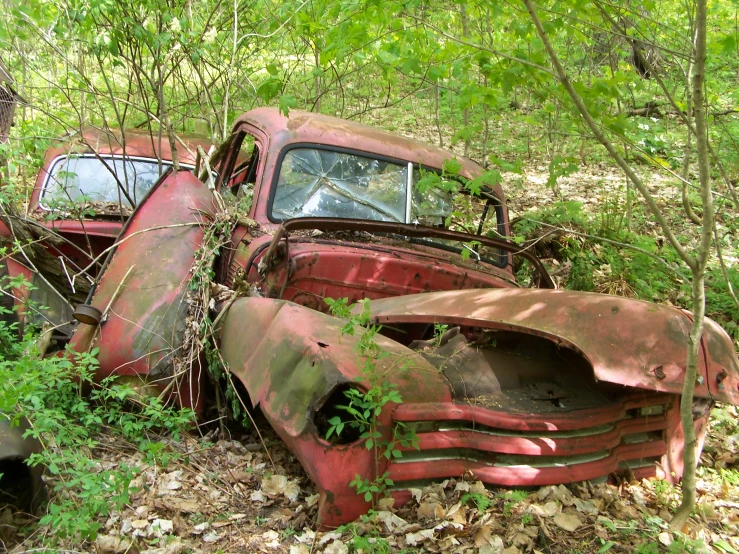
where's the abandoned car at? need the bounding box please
[1,108,738,528]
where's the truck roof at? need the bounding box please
[234,107,486,179]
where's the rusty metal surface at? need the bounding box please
[702,316,739,404]
[69,170,216,411]
[218,296,451,528]
[259,218,552,286]
[364,288,738,401]
[386,440,667,486]
[388,391,677,486]
[0,256,33,332]
[259,241,517,307]
[216,292,712,528]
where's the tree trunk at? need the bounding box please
[521,0,713,529]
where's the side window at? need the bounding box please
[220,131,260,213]
[411,169,453,227]
[42,155,172,210]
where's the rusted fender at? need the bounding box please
[218,297,451,528]
[366,289,739,405]
[69,170,216,411]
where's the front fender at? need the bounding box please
[218,297,451,527]
[367,289,739,405]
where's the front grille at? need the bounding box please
[388,392,672,488]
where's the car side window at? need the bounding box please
[222,132,260,213]
[42,155,173,209]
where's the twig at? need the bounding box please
[713,225,739,312]
[522,217,690,281]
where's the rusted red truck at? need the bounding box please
[2,109,738,527]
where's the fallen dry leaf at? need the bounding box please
[474,524,503,549]
[374,510,408,533]
[528,501,559,517]
[322,539,349,554]
[95,535,134,554]
[154,497,204,514]
[553,512,582,532]
[551,484,575,506]
[478,535,504,554]
[574,497,599,515]
[405,528,435,546]
[261,474,301,502]
[417,501,445,520]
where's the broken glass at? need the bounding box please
[270,147,505,265]
[272,149,408,222]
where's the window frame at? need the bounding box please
[267,143,508,268]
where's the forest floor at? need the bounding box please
[4,162,739,554]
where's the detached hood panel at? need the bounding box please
[368,289,739,405]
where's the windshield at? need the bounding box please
[271,147,507,267]
[272,148,457,223]
[272,149,410,221]
[41,155,176,208]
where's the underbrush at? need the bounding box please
[0,310,196,546]
[512,200,739,341]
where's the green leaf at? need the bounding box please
[442,158,462,176]
[721,34,737,54]
[278,94,297,117]
[715,539,739,554]
[256,77,282,102]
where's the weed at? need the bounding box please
[498,489,528,517]
[0,272,195,544]
[651,478,674,507]
[433,323,449,346]
[323,297,418,505]
[461,491,493,513]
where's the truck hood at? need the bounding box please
[367,289,739,405]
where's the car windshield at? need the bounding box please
[271,147,506,266]
[272,148,454,224]
[42,155,175,208]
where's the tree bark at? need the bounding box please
[672,0,713,529]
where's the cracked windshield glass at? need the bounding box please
[271,148,452,224]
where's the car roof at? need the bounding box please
[234,108,485,179]
[48,127,214,165]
